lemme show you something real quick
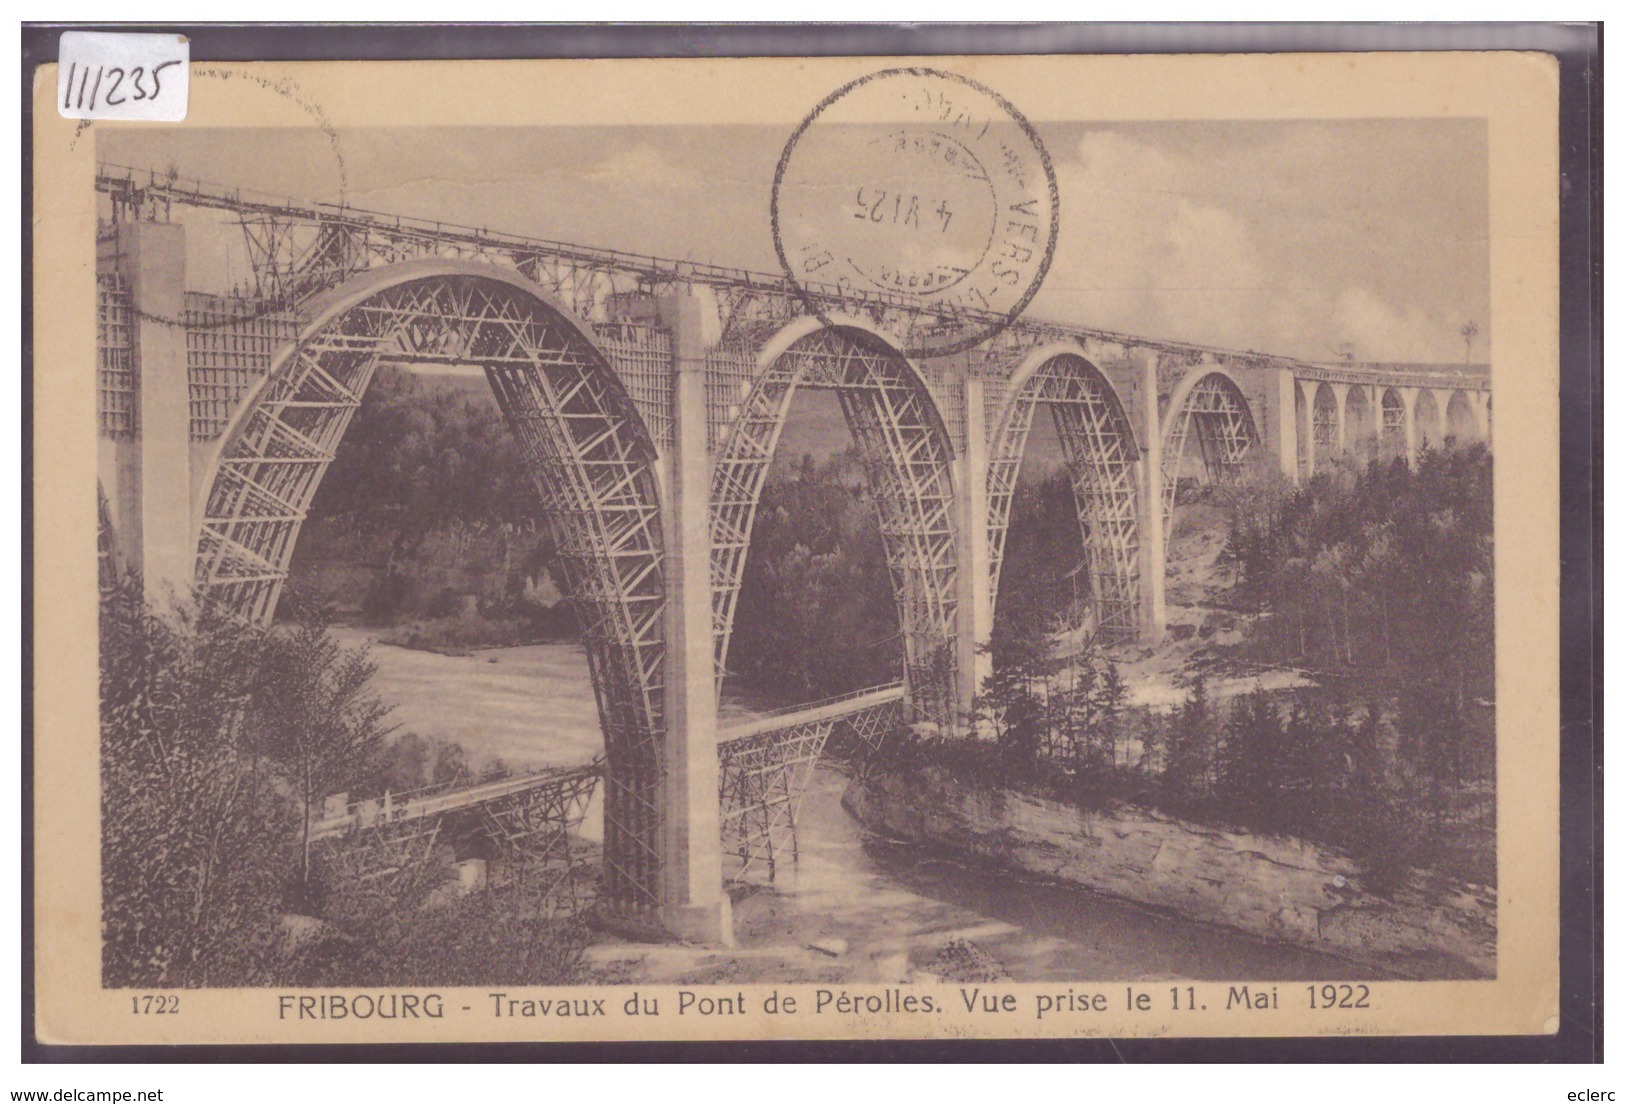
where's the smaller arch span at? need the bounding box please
[986,343,1142,644]
[1158,366,1260,538]
[1414,388,1443,451]
[1446,389,1480,443]
[1379,388,1407,462]
[1344,385,1375,465]
[708,313,960,724]
[1310,382,1341,473]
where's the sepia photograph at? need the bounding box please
[29,46,1564,1046]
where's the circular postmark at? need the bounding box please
[772,68,1059,358]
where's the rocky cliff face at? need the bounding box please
[843,764,1495,978]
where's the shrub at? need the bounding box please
[287,882,589,988]
[100,580,297,987]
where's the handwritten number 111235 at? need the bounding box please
[64,60,180,114]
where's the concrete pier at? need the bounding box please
[954,371,993,727]
[657,289,731,945]
[114,221,194,608]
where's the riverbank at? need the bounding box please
[842,762,1495,980]
[585,767,1389,986]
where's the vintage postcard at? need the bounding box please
[31,48,1561,1045]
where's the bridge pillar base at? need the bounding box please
[661,898,735,947]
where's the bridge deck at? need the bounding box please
[308,681,906,840]
[309,759,602,842]
[94,163,1490,389]
[718,682,906,742]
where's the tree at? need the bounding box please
[728,449,904,702]
[368,730,432,796]
[975,661,1043,780]
[100,580,296,987]
[1348,701,1388,799]
[1046,656,1088,770]
[1459,319,1480,366]
[1164,676,1216,809]
[295,366,554,627]
[1395,685,1468,828]
[1098,661,1129,768]
[1217,687,1285,827]
[432,741,471,787]
[1048,644,1125,779]
[248,624,395,899]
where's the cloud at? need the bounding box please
[1035,131,1271,350]
[582,145,706,191]
[1030,129,1477,363]
[1327,287,1466,364]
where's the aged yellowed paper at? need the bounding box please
[32,50,1560,1044]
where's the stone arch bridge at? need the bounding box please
[92,166,1490,940]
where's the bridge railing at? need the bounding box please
[311,757,605,839]
[719,681,907,744]
[96,162,921,315]
[314,682,909,833]
[1293,362,1492,390]
[729,681,906,723]
[93,161,1449,380]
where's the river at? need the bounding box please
[335,628,1383,982]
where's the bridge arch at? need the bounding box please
[1311,382,1341,473]
[986,343,1141,643]
[1345,385,1375,464]
[1157,366,1259,538]
[193,258,672,916]
[1414,388,1443,450]
[1446,389,1479,442]
[1380,388,1408,461]
[708,314,960,725]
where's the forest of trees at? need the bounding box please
[726,452,903,702]
[1229,444,1495,709]
[99,579,586,989]
[726,457,1093,702]
[287,366,579,644]
[936,446,1497,888]
[908,654,1491,889]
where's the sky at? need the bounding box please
[102,118,1490,364]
